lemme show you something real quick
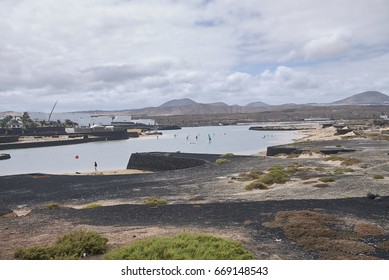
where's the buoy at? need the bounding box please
[75,155,79,159]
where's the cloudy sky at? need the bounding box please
[1,0,388,112]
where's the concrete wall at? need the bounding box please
[127,152,207,171]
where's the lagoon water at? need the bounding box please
[0,125,298,176]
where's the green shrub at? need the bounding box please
[216,158,231,165]
[372,174,384,180]
[341,157,361,166]
[314,167,325,172]
[267,165,284,172]
[14,230,108,260]
[81,203,103,209]
[104,233,254,260]
[238,170,263,181]
[319,177,335,183]
[45,202,61,210]
[333,167,355,175]
[255,166,290,185]
[286,163,310,174]
[143,196,167,205]
[220,153,234,158]
[244,180,268,191]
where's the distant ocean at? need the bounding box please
[0,125,298,176]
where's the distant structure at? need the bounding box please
[48,101,58,123]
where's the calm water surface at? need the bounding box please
[0,125,298,176]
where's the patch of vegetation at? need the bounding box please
[14,230,108,260]
[313,183,330,188]
[45,202,61,210]
[377,240,389,250]
[263,211,376,260]
[143,196,167,205]
[319,177,335,183]
[314,166,326,172]
[354,223,385,236]
[244,180,268,191]
[215,158,231,165]
[286,153,300,158]
[220,153,234,158]
[188,195,205,201]
[324,156,361,166]
[255,166,290,186]
[104,233,254,260]
[238,170,264,181]
[286,163,310,174]
[372,174,384,180]
[81,203,103,209]
[333,167,355,175]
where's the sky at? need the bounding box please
[1,0,389,112]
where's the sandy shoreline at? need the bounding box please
[63,169,151,176]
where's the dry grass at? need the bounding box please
[377,240,389,250]
[188,196,205,201]
[354,223,385,236]
[324,156,361,166]
[263,210,380,259]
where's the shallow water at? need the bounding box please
[0,125,298,176]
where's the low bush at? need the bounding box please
[256,166,290,185]
[215,158,231,165]
[238,170,263,181]
[314,166,326,172]
[220,153,234,158]
[104,233,254,260]
[372,174,384,180]
[81,203,103,209]
[143,196,167,205]
[319,177,335,183]
[14,230,108,260]
[45,202,61,210]
[333,167,355,175]
[244,180,268,191]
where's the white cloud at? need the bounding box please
[0,0,388,112]
[303,34,352,60]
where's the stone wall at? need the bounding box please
[127,152,208,171]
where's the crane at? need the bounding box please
[48,100,58,123]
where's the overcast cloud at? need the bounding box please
[0,0,388,112]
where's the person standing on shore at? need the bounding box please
[94,162,98,172]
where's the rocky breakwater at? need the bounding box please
[0,153,11,160]
[126,152,221,171]
[266,142,356,156]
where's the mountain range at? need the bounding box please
[123,91,388,116]
[331,91,389,105]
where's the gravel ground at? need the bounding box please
[0,138,388,259]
